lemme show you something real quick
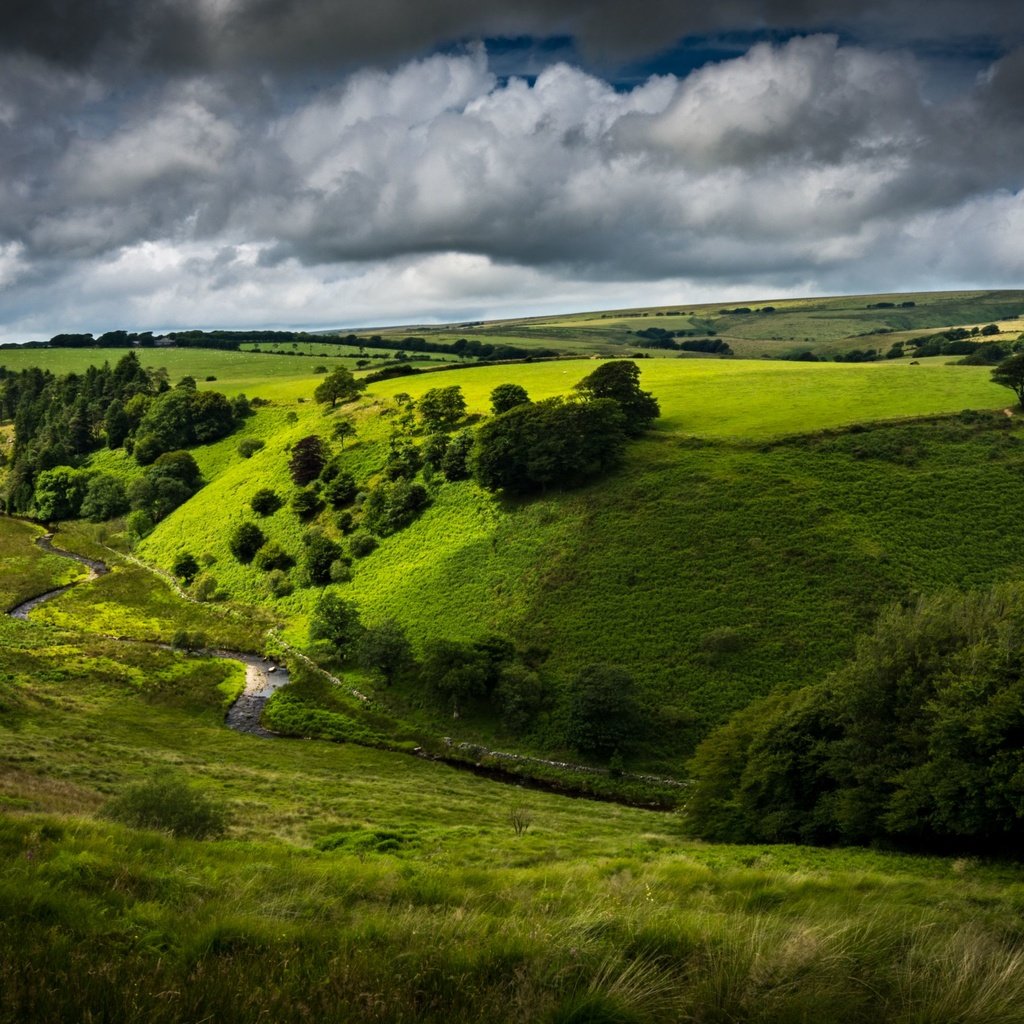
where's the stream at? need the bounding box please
[7,528,681,807]
[8,533,289,738]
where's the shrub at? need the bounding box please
[253,541,295,572]
[291,488,323,519]
[172,551,200,584]
[250,487,283,516]
[303,532,343,585]
[266,569,294,597]
[228,521,264,563]
[102,773,230,839]
[238,438,265,458]
[363,479,429,535]
[348,530,377,558]
[125,509,154,543]
[190,572,222,602]
[323,472,357,509]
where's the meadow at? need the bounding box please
[107,354,1019,767]
[5,292,1024,1020]
[3,596,1024,1023]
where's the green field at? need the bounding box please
[373,288,1024,357]
[5,291,1024,1020]
[79,354,1011,769]
[3,598,1024,1023]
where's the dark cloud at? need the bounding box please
[3,0,1024,73]
[0,21,1023,339]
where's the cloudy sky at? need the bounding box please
[1,0,1022,341]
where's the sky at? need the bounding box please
[0,1,1023,341]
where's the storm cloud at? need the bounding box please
[0,2,1022,338]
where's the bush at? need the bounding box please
[125,509,154,543]
[303,532,343,585]
[348,530,377,558]
[253,541,295,572]
[102,773,230,839]
[190,572,222,602]
[363,479,429,535]
[228,521,264,563]
[172,551,200,584]
[250,487,283,516]
[238,438,265,458]
[291,488,323,519]
[323,471,357,509]
[265,569,294,597]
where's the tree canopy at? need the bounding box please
[574,360,660,435]
[313,367,364,408]
[992,352,1024,407]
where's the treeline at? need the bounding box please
[630,326,732,355]
[884,326,1023,364]
[0,352,248,516]
[686,582,1024,854]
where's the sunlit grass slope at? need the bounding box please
[126,356,1024,764]
[0,517,85,612]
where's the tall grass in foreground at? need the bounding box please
[3,816,1024,1024]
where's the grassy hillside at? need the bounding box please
[3,597,1024,1023]
[82,354,1015,769]
[374,288,1024,357]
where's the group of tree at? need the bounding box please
[307,590,641,746]
[686,582,1024,853]
[631,327,732,355]
[471,361,659,495]
[0,353,243,516]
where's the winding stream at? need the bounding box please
[7,528,682,807]
[8,533,288,738]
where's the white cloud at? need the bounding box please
[1,36,1023,339]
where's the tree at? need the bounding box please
[357,619,414,684]
[303,532,342,585]
[228,521,265,563]
[440,429,475,481]
[314,367,363,408]
[992,352,1024,407]
[33,466,91,521]
[309,592,362,660]
[471,397,626,495]
[289,435,328,485]
[574,360,660,435]
[253,541,295,572]
[172,552,200,584]
[250,488,283,516]
[105,399,130,449]
[566,664,640,758]
[418,386,466,432]
[80,473,130,522]
[323,471,357,509]
[332,417,357,448]
[490,383,530,415]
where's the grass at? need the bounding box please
[108,354,1018,768]
[0,517,85,612]
[4,591,1024,1022]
